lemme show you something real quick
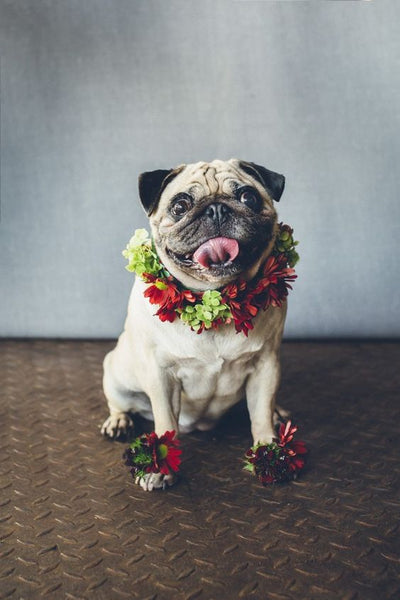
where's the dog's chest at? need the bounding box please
[171,331,264,400]
[176,355,249,400]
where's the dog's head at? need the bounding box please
[138,159,285,290]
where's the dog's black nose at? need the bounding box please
[205,203,230,223]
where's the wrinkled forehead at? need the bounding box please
[160,160,266,202]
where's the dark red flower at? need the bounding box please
[228,299,257,336]
[257,255,297,309]
[244,421,307,485]
[276,421,308,473]
[155,305,179,323]
[222,280,247,299]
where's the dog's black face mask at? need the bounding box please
[138,160,285,289]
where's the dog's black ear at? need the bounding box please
[239,161,285,202]
[138,167,184,215]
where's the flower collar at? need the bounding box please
[122,223,299,336]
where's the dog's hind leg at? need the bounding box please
[101,410,134,440]
[273,404,291,426]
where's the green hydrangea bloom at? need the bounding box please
[180,290,232,331]
[122,229,163,277]
[274,226,300,268]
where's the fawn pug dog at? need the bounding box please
[101,159,289,490]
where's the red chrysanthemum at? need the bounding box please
[148,430,182,475]
[228,299,256,336]
[143,274,197,324]
[155,305,179,323]
[218,255,296,335]
[143,274,182,308]
[255,255,297,308]
[123,430,182,480]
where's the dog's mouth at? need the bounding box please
[193,237,240,268]
[168,237,240,270]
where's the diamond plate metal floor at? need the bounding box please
[0,340,399,600]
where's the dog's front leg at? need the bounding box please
[246,352,281,445]
[138,369,181,492]
[148,372,181,437]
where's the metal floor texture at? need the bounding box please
[1,340,399,600]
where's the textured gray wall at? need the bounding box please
[1,0,399,338]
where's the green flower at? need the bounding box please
[122,228,163,277]
[180,290,232,331]
[274,224,300,268]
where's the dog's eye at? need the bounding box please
[170,195,193,218]
[239,189,261,212]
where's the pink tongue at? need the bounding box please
[193,237,239,268]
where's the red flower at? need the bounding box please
[277,420,298,446]
[150,430,182,475]
[228,299,257,336]
[143,274,197,325]
[181,290,197,303]
[143,274,182,308]
[124,430,182,480]
[277,420,308,473]
[257,255,297,309]
[244,421,307,485]
[222,280,247,299]
[218,254,297,335]
[155,305,179,323]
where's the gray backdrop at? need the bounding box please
[1,0,399,338]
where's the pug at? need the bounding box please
[101,159,290,491]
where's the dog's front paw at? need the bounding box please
[101,412,134,440]
[135,472,177,492]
